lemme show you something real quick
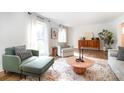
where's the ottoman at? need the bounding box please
[20,56,54,80]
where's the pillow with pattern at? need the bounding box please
[15,45,33,61]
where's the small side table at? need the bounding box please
[52,47,57,57]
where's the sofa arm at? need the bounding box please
[2,55,21,73]
[31,50,39,56]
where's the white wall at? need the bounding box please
[49,22,59,55]
[0,12,30,70]
[68,23,117,49]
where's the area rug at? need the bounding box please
[0,57,118,81]
[36,58,118,81]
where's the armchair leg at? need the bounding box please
[20,70,22,79]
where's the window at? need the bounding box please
[58,27,67,42]
[36,21,48,55]
[27,18,49,56]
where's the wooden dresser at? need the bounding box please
[78,39,100,50]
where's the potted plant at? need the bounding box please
[98,29,114,51]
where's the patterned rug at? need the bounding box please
[0,57,118,81]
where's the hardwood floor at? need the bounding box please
[0,71,21,81]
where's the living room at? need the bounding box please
[1,0,124,93]
[0,12,124,81]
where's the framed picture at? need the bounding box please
[51,28,58,39]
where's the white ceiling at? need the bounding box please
[38,12,124,27]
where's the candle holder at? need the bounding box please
[76,48,84,62]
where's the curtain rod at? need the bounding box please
[27,12,51,22]
[28,12,32,15]
[27,12,66,27]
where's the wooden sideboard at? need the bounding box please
[78,39,100,50]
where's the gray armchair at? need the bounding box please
[57,43,74,57]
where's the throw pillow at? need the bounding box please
[15,45,27,60]
[117,46,124,61]
[19,50,33,60]
[5,47,15,55]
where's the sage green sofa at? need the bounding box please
[2,47,54,80]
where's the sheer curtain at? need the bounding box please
[27,15,49,56]
[58,27,67,43]
[27,15,37,50]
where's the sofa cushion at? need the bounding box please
[110,52,118,57]
[117,46,124,61]
[22,56,37,64]
[61,45,70,48]
[62,48,74,53]
[5,47,15,55]
[30,50,39,56]
[58,43,69,48]
[20,56,54,74]
[20,56,38,67]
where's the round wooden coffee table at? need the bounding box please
[66,57,94,74]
